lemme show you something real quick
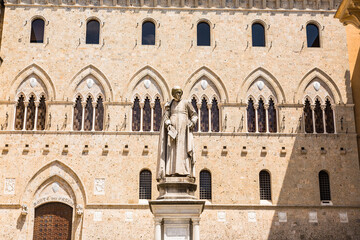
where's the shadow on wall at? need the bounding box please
[266,129,360,238]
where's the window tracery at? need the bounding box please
[15,95,25,130]
[153,97,162,132]
[304,98,313,133]
[191,97,199,132]
[25,95,36,130]
[95,96,104,131]
[132,97,141,131]
[268,98,277,133]
[257,98,266,133]
[37,96,47,130]
[314,99,324,133]
[143,97,151,131]
[200,98,209,132]
[247,98,256,133]
[84,96,93,131]
[73,96,83,131]
[211,98,219,132]
[325,99,334,133]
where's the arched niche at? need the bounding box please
[10,64,56,100]
[69,65,113,102]
[295,68,342,104]
[238,67,285,103]
[184,66,228,103]
[131,76,164,103]
[126,65,170,102]
[74,75,105,101]
[302,78,335,104]
[246,77,278,103]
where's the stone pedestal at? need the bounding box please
[149,200,205,240]
[157,177,197,200]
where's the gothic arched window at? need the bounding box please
[143,97,151,131]
[142,21,155,45]
[26,95,36,130]
[197,22,210,46]
[325,99,334,133]
[153,97,162,132]
[200,170,212,200]
[191,97,199,132]
[258,98,266,132]
[259,170,271,200]
[86,20,100,44]
[268,98,277,133]
[73,96,83,131]
[30,19,45,43]
[95,96,104,131]
[252,23,265,47]
[304,98,313,133]
[200,98,209,132]
[211,98,219,132]
[247,98,256,132]
[84,96,93,131]
[37,95,47,130]
[306,23,320,48]
[15,95,25,130]
[132,97,141,131]
[319,170,331,201]
[314,99,324,133]
[139,170,152,200]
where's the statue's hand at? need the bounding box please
[188,122,195,130]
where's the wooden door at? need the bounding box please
[33,202,73,240]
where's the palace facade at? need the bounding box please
[0,0,360,238]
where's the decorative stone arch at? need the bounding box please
[303,94,314,104]
[20,160,86,240]
[295,68,342,104]
[69,65,113,102]
[239,67,285,104]
[184,66,229,103]
[126,65,170,102]
[10,64,56,101]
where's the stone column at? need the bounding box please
[321,105,326,133]
[192,218,200,240]
[140,102,144,132]
[197,103,202,132]
[33,102,39,130]
[265,104,269,133]
[254,103,259,133]
[150,102,155,132]
[92,102,97,131]
[81,102,86,131]
[311,105,316,133]
[154,218,162,240]
[208,103,212,132]
[22,102,29,130]
[332,105,337,133]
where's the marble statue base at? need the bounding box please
[157,177,197,200]
[149,199,205,240]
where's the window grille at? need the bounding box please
[139,170,152,199]
[142,21,155,45]
[252,23,265,47]
[258,98,266,132]
[37,96,46,130]
[211,98,219,132]
[86,20,100,44]
[200,170,212,200]
[30,19,45,43]
[84,96,93,131]
[314,99,324,133]
[191,97,199,132]
[319,171,331,201]
[95,96,104,131]
[132,97,141,131]
[153,97,162,132]
[200,98,209,132]
[306,24,320,48]
[325,99,334,133]
[73,96,83,131]
[143,97,151,131]
[304,99,313,133]
[247,98,256,132]
[197,22,210,46]
[268,98,277,133]
[259,170,271,200]
[26,95,36,130]
[15,95,25,130]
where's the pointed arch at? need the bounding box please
[69,65,114,101]
[184,66,229,103]
[10,63,56,100]
[126,65,170,102]
[239,67,285,103]
[295,68,342,104]
[21,160,87,206]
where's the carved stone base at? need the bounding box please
[157,177,197,200]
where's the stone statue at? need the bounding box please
[157,86,198,180]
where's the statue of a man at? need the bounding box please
[157,86,198,180]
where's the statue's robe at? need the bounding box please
[156,99,198,180]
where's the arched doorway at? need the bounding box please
[33,202,73,240]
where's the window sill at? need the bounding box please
[260,200,272,205]
[321,200,333,206]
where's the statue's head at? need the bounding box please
[171,86,183,102]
